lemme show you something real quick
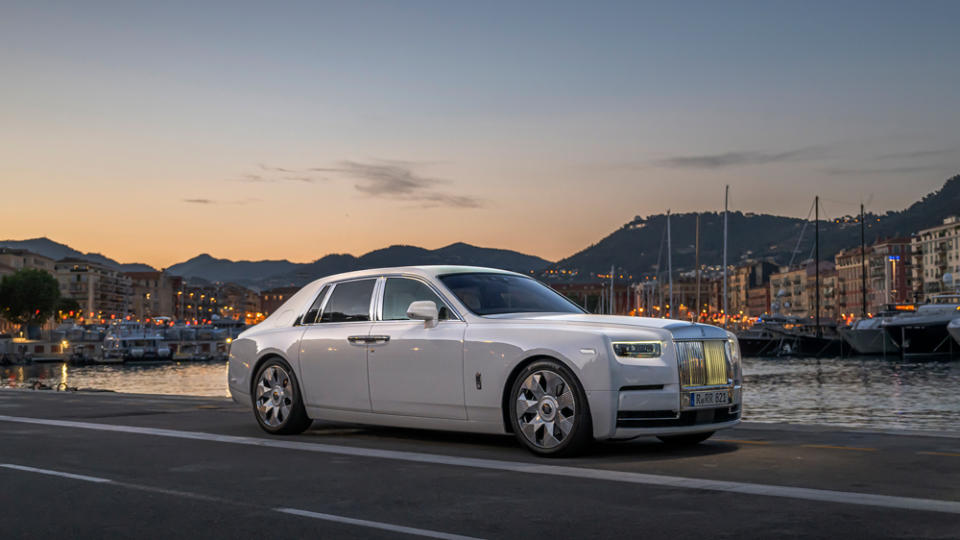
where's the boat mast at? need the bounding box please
[815,195,821,337]
[695,213,701,322]
[609,264,615,315]
[860,202,867,318]
[667,210,673,319]
[723,185,729,329]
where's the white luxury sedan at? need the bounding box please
[228,266,742,456]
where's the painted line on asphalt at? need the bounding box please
[0,461,484,539]
[918,451,960,458]
[713,439,772,445]
[277,508,484,540]
[0,463,113,484]
[803,444,877,452]
[2,414,959,515]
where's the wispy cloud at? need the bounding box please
[181,197,261,205]
[228,164,328,184]
[824,165,942,176]
[656,147,823,169]
[876,148,956,161]
[332,160,482,208]
[227,160,480,208]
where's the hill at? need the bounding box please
[545,174,960,281]
[0,237,155,272]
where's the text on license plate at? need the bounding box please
[689,391,730,408]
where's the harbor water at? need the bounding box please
[2,357,959,433]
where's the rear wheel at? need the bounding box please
[252,358,311,435]
[657,431,714,446]
[508,360,592,457]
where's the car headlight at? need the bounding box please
[612,341,662,359]
[726,338,742,383]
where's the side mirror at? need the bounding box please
[406,300,439,328]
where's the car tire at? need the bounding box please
[657,431,715,446]
[252,358,311,435]
[508,359,593,457]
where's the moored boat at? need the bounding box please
[882,294,960,357]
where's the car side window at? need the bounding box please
[381,278,454,321]
[319,280,376,323]
[300,285,330,325]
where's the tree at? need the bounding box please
[56,297,82,320]
[0,269,62,330]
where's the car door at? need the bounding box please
[367,276,468,419]
[298,278,376,412]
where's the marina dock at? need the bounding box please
[0,390,958,538]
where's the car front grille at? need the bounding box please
[676,340,730,387]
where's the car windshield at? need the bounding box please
[438,273,585,316]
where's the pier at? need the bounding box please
[1,390,957,538]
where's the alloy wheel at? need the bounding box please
[515,370,577,449]
[255,365,293,428]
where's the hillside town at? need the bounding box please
[1,216,957,336]
[550,215,960,326]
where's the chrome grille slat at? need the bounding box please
[676,340,730,388]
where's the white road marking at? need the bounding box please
[1,414,959,515]
[276,507,484,540]
[0,463,113,484]
[0,459,482,539]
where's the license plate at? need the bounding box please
[689,390,730,408]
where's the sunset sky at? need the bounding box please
[2,1,959,269]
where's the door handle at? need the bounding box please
[368,335,391,343]
[347,335,368,344]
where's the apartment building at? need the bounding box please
[911,216,960,297]
[835,238,912,315]
[55,258,133,319]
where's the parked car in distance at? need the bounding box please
[228,266,743,456]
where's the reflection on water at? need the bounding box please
[743,356,960,432]
[0,362,230,398]
[2,357,958,432]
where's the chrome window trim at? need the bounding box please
[301,277,379,325]
[372,274,464,322]
[297,284,332,326]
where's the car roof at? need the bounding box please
[307,265,525,286]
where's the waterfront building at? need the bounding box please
[54,258,133,320]
[259,286,300,317]
[126,271,184,321]
[746,286,770,317]
[769,261,837,320]
[835,238,912,317]
[0,248,56,275]
[911,216,960,298]
[727,261,778,317]
[218,282,262,323]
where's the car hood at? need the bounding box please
[482,313,732,340]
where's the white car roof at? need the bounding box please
[306,265,524,286]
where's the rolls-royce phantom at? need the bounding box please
[228,266,742,456]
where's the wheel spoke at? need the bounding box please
[516,395,538,417]
[541,421,561,446]
[557,389,575,411]
[521,374,545,399]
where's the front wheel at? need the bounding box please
[252,358,311,435]
[508,360,593,457]
[657,431,715,446]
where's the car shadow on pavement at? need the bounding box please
[299,420,741,462]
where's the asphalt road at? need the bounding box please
[0,390,958,539]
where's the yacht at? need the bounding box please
[948,318,960,349]
[882,294,960,356]
[839,305,913,355]
[101,321,172,363]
